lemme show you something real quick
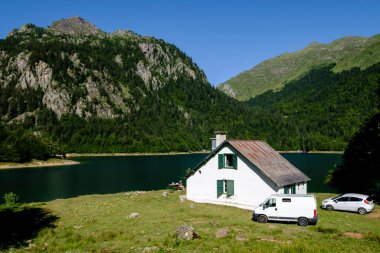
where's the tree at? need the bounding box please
[329,83,380,200]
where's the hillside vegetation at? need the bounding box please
[0,18,270,154]
[247,63,380,151]
[1,17,379,158]
[218,34,380,100]
[1,191,379,252]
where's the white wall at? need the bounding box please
[276,182,307,194]
[187,146,281,210]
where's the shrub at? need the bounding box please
[3,192,19,207]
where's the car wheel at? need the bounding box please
[358,207,367,215]
[257,215,268,223]
[297,217,308,227]
[326,205,334,211]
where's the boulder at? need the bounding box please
[162,191,168,197]
[175,225,200,240]
[129,212,140,219]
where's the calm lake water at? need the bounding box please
[0,153,341,203]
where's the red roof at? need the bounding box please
[229,140,310,187]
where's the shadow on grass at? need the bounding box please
[0,206,58,250]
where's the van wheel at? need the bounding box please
[297,217,308,226]
[326,205,334,211]
[358,207,367,215]
[257,215,268,223]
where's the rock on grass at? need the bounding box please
[176,225,200,240]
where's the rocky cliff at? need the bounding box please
[0,17,207,121]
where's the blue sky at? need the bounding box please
[1,0,380,85]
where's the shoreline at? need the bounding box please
[67,150,343,157]
[0,150,343,170]
[65,151,210,157]
[279,150,344,154]
[0,158,80,170]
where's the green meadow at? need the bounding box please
[1,191,379,252]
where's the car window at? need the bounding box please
[331,195,342,200]
[336,197,349,202]
[349,197,362,202]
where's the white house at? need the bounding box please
[186,132,310,210]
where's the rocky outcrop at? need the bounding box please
[0,17,208,123]
[49,17,103,36]
[137,42,200,90]
[42,86,70,119]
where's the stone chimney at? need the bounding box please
[211,131,227,150]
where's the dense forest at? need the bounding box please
[248,63,380,151]
[1,20,380,162]
[0,123,56,162]
[328,86,380,199]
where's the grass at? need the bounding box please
[1,191,379,252]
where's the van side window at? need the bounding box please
[282,198,291,202]
[265,198,276,208]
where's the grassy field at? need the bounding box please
[1,191,380,252]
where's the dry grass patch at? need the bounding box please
[343,232,364,239]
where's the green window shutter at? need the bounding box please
[232,154,237,169]
[218,154,224,169]
[291,185,296,194]
[284,186,289,194]
[226,180,234,196]
[217,180,223,198]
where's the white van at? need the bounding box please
[252,194,318,226]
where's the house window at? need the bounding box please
[217,179,234,198]
[284,184,296,194]
[225,154,233,167]
[218,154,237,169]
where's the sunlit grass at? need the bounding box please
[3,191,380,252]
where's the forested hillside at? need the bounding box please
[1,17,379,160]
[248,63,380,151]
[0,18,291,156]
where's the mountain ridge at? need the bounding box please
[218,33,380,100]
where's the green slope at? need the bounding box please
[247,63,380,151]
[218,34,380,100]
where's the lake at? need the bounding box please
[0,153,341,203]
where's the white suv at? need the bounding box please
[321,193,374,215]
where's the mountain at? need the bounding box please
[1,17,379,159]
[1,18,207,121]
[0,17,288,156]
[218,34,380,100]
